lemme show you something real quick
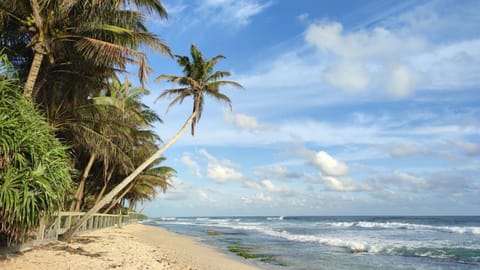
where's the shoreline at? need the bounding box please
[0,223,264,270]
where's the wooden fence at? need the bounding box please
[20,211,140,249]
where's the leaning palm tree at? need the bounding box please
[103,157,175,213]
[60,44,243,241]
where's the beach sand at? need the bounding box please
[0,223,263,270]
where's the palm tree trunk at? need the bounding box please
[128,202,135,212]
[23,0,45,99]
[23,52,44,98]
[69,153,96,211]
[103,181,135,214]
[94,168,114,205]
[59,112,196,241]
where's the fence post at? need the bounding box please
[118,209,122,228]
[55,213,61,240]
[37,217,46,242]
[66,214,71,231]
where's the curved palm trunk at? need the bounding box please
[69,153,96,211]
[103,181,135,213]
[59,112,197,241]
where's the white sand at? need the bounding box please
[0,223,264,270]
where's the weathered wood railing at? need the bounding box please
[27,211,140,247]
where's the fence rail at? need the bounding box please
[20,211,140,249]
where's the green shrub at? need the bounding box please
[0,54,72,245]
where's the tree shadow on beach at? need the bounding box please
[48,236,105,257]
[70,236,101,244]
[49,244,105,257]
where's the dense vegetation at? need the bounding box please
[0,0,242,244]
[0,54,71,245]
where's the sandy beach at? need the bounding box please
[0,223,263,270]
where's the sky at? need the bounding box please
[138,0,480,217]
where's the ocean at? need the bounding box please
[142,216,480,270]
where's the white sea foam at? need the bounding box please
[189,222,380,253]
[157,217,177,221]
[259,228,375,253]
[150,218,480,262]
[266,216,284,221]
[325,221,480,235]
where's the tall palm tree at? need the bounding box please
[0,0,171,99]
[60,44,243,241]
[157,44,243,135]
[63,79,162,211]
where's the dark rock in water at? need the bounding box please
[206,230,221,236]
[351,248,366,254]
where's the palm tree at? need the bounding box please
[0,0,171,99]
[62,79,162,212]
[103,157,175,213]
[60,44,243,241]
[157,44,243,135]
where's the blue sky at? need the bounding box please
[139,0,480,217]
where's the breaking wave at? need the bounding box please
[326,221,480,235]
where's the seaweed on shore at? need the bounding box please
[227,245,287,267]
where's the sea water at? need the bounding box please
[143,216,480,270]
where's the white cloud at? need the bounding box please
[305,21,424,97]
[201,0,271,27]
[379,143,425,158]
[198,149,244,183]
[381,0,479,43]
[229,0,480,105]
[223,110,263,130]
[323,61,370,92]
[370,170,478,197]
[198,148,216,162]
[241,192,272,204]
[198,190,216,203]
[243,180,262,190]
[387,64,419,98]
[306,174,364,192]
[413,40,480,91]
[394,171,428,188]
[237,52,325,90]
[256,192,272,201]
[310,151,349,176]
[321,176,362,192]
[179,152,201,177]
[159,178,202,201]
[261,179,289,193]
[306,22,425,60]
[254,165,300,181]
[207,163,244,183]
[164,2,188,15]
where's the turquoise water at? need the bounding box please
[143,216,480,269]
